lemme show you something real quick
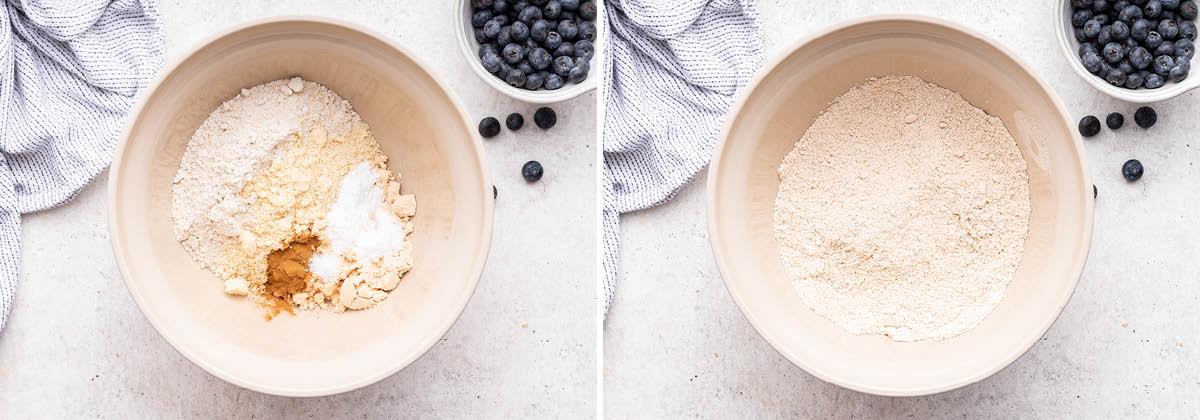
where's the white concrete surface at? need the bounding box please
[605,1,1199,418]
[0,2,595,419]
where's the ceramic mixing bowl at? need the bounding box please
[108,17,493,396]
[708,16,1093,396]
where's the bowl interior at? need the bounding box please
[710,18,1092,396]
[109,20,491,396]
[1055,0,1200,103]
[455,0,603,104]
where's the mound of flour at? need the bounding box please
[772,75,1031,342]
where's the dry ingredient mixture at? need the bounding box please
[172,78,416,318]
[773,76,1031,342]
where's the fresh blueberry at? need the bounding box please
[1145,0,1164,17]
[1083,51,1105,72]
[518,60,535,75]
[1104,42,1126,62]
[483,19,502,38]
[553,42,574,58]
[1146,30,1165,48]
[561,10,576,21]
[505,68,527,87]
[1094,184,1098,198]
[561,0,580,9]
[1098,25,1114,45]
[1131,46,1154,67]
[1074,0,1094,6]
[496,60,512,77]
[544,73,564,90]
[1176,38,1195,57]
[506,112,524,130]
[1107,68,1129,85]
[519,6,542,23]
[479,116,501,138]
[472,0,494,9]
[579,1,597,20]
[1163,0,1181,8]
[473,10,493,27]
[514,0,531,12]
[544,31,563,50]
[1164,9,1179,19]
[1095,0,1112,11]
[1160,19,1180,39]
[482,52,503,73]
[558,19,579,40]
[568,61,589,83]
[1154,53,1176,73]
[474,28,488,43]
[492,0,510,14]
[1170,61,1191,80]
[1179,20,1197,40]
[1122,159,1144,181]
[1094,12,1111,24]
[1079,115,1102,137]
[493,14,510,26]
[502,43,524,64]
[553,55,574,76]
[1126,70,1148,87]
[578,21,597,41]
[493,185,498,199]
[1107,112,1125,129]
[508,21,529,42]
[525,71,547,89]
[1076,26,1090,42]
[534,107,557,128]
[1120,4,1144,21]
[497,25,514,46]
[530,19,551,41]
[1156,39,1176,55]
[1120,59,1136,73]
[1134,106,1158,127]
[1125,37,1141,50]
[1182,0,1199,18]
[1081,41,1100,57]
[1074,9,1095,27]
[529,48,552,70]
[544,0,561,19]
[574,40,594,60]
[1145,71,1167,87]
[1132,18,1153,40]
[522,161,544,182]
[1112,21,1132,39]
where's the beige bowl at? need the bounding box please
[707,16,1093,396]
[108,17,493,396]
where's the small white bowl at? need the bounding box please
[454,0,603,104]
[1055,0,1200,103]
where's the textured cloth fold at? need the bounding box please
[602,0,764,314]
[0,0,164,331]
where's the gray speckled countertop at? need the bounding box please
[605,0,1199,418]
[0,2,596,418]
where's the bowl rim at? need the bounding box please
[453,0,602,104]
[706,14,1094,397]
[1053,0,1200,103]
[106,15,494,397]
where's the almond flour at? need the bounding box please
[772,76,1031,342]
[172,78,415,317]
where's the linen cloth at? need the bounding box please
[602,0,764,314]
[0,0,164,331]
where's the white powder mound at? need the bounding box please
[172,79,359,277]
[309,162,410,283]
[772,75,1031,342]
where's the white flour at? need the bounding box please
[772,76,1031,342]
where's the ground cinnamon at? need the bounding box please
[262,236,320,319]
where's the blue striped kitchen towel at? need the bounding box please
[0,0,164,332]
[602,0,764,314]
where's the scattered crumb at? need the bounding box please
[521,321,529,328]
[1122,321,1129,328]
[714,353,719,358]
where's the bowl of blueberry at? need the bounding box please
[457,0,603,104]
[1058,0,1200,102]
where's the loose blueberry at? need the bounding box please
[483,19,502,38]
[1107,68,1129,85]
[1112,20,1132,39]
[544,0,562,19]
[493,185,497,199]
[479,117,501,138]
[505,69,527,87]
[1083,51,1105,72]
[1131,46,1154,67]
[529,47,553,70]
[1160,19,1180,39]
[503,43,524,64]
[1147,0,1165,17]
[1170,62,1190,80]
[1182,0,1199,18]
[473,10,493,28]
[525,71,547,89]
[1126,70,1148,87]
[1094,184,1098,198]
[1176,38,1195,58]
[522,161,544,182]
[534,107,557,128]
[1081,42,1100,57]
[519,6,543,24]
[530,19,551,41]
[1156,39,1176,56]
[579,1,597,20]
[1121,4,1145,21]
[1132,19,1153,40]
[480,43,499,58]
[544,73,565,90]
[482,52,503,73]
[506,112,524,130]
[1079,115,1102,137]
[574,40,594,60]
[1180,20,1198,40]
[553,42,574,58]
[1104,42,1126,62]
[553,55,574,76]
[1134,106,1158,127]
[568,62,589,83]
[1154,54,1176,74]
[1099,25,1114,45]
[558,19,579,40]
[498,25,514,46]
[1145,72,1167,87]
[544,31,563,50]
[1085,19,1104,38]
[1146,30,1165,48]
[1107,112,1126,129]
[578,21,597,41]
[1122,159,1144,181]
